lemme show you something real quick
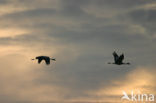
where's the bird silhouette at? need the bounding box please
[108,51,130,65]
[32,56,56,65]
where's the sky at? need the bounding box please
[0,0,156,103]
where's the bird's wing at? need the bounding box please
[113,51,119,62]
[38,58,43,64]
[45,58,50,65]
[118,54,124,63]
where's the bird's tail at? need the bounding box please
[126,62,130,65]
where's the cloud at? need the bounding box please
[87,67,156,102]
[0,0,156,103]
[0,52,68,103]
[117,2,156,39]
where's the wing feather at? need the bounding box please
[118,54,124,63]
[45,58,50,65]
[113,51,119,62]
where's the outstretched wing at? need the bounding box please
[118,54,124,63]
[45,58,50,65]
[38,58,43,64]
[113,51,119,62]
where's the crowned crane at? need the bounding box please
[108,51,130,65]
[32,56,56,65]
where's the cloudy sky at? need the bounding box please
[0,0,156,103]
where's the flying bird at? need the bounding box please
[108,51,130,65]
[32,56,56,65]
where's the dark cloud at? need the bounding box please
[1,8,56,21]
[95,0,154,8]
[0,0,156,103]
[122,8,156,38]
[0,0,10,4]
[129,8,156,22]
